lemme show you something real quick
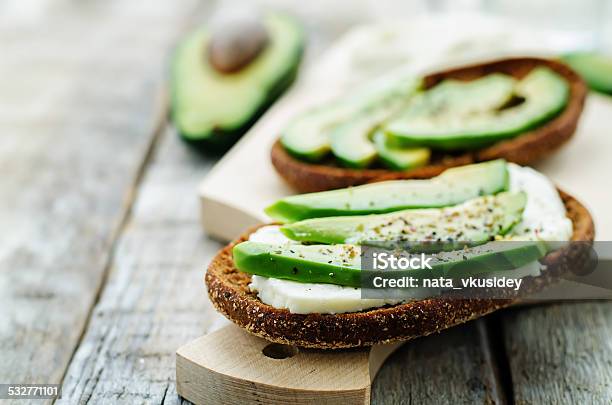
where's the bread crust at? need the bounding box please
[271,57,587,192]
[205,191,595,349]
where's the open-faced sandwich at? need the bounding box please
[271,57,587,192]
[206,160,594,348]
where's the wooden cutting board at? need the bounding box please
[176,324,403,405]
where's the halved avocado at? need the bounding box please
[385,67,570,150]
[171,13,303,152]
[561,52,612,95]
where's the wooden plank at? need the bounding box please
[372,320,506,405]
[56,127,227,404]
[503,303,612,404]
[0,0,202,396]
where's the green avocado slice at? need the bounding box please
[405,73,517,118]
[281,75,421,162]
[329,80,422,168]
[235,242,362,286]
[373,130,430,171]
[385,67,569,150]
[329,106,397,168]
[328,114,380,169]
[265,159,509,223]
[280,192,526,245]
[561,52,612,95]
[233,239,547,288]
[171,13,303,151]
[280,103,356,162]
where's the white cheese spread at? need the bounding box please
[506,163,573,241]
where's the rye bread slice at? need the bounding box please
[271,57,587,192]
[205,191,594,349]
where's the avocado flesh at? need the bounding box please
[404,73,517,118]
[280,192,526,246]
[561,52,612,95]
[265,159,509,223]
[281,75,422,161]
[373,130,430,171]
[281,103,356,162]
[329,104,398,168]
[171,13,303,151]
[233,239,547,288]
[235,242,362,286]
[329,92,420,168]
[385,67,570,150]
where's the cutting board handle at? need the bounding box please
[176,324,404,405]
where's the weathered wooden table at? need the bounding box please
[1,1,611,404]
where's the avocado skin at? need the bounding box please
[172,58,302,154]
[233,240,546,288]
[561,52,612,95]
[171,15,304,154]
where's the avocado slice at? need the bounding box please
[281,75,421,162]
[561,52,612,95]
[280,191,526,246]
[171,13,303,151]
[265,159,509,222]
[329,89,421,168]
[280,103,356,162]
[406,73,516,117]
[329,106,396,168]
[386,67,569,150]
[235,242,362,286]
[373,130,430,171]
[233,239,547,288]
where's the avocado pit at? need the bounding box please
[207,15,269,74]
